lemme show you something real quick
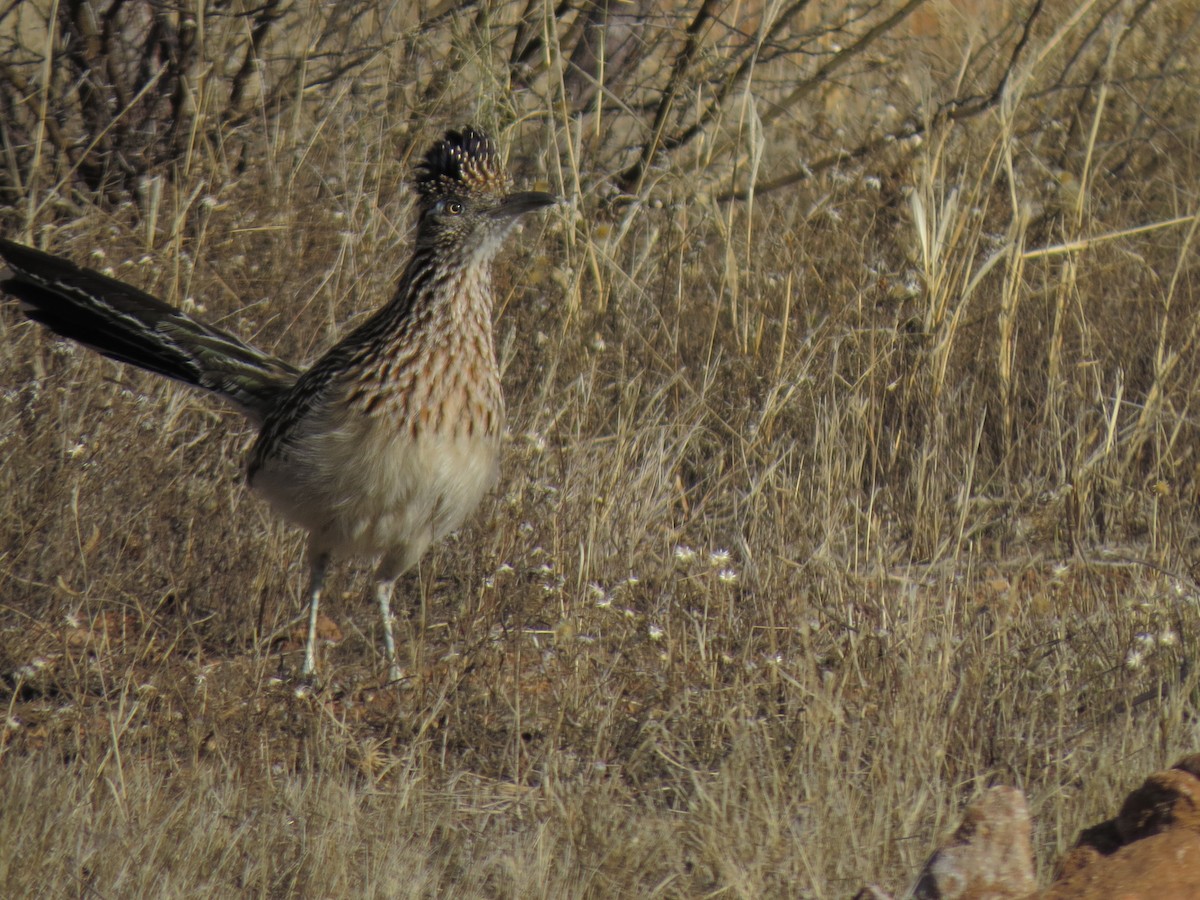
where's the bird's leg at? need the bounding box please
[302,549,330,677]
[374,549,412,684]
[375,579,402,683]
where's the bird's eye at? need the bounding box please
[445,200,464,215]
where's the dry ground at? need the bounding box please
[4,1,1200,896]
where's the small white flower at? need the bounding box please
[718,568,738,584]
[1160,629,1179,647]
[590,584,612,608]
[673,545,696,563]
[648,624,664,641]
[863,175,882,191]
[1136,631,1155,647]
[709,548,731,567]
[1126,648,1145,670]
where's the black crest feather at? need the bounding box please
[414,127,506,201]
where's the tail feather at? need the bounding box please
[0,238,299,421]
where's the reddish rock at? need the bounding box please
[855,756,1200,899]
[1046,754,1200,898]
[286,612,343,649]
[1117,763,1200,837]
[1044,828,1200,898]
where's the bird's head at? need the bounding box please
[413,127,555,262]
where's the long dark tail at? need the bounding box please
[0,238,299,422]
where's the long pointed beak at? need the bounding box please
[490,191,557,219]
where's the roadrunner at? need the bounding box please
[0,127,555,682]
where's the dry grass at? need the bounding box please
[4,1,1200,896]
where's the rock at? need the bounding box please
[909,786,1036,899]
[1045,754,1200,898]
[853,756,1200,898]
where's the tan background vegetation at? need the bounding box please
[3,0,1200,895]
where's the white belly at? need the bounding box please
[250,410,500,565]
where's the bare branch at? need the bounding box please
[621,0,721,195]
[717,0,1046,203]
